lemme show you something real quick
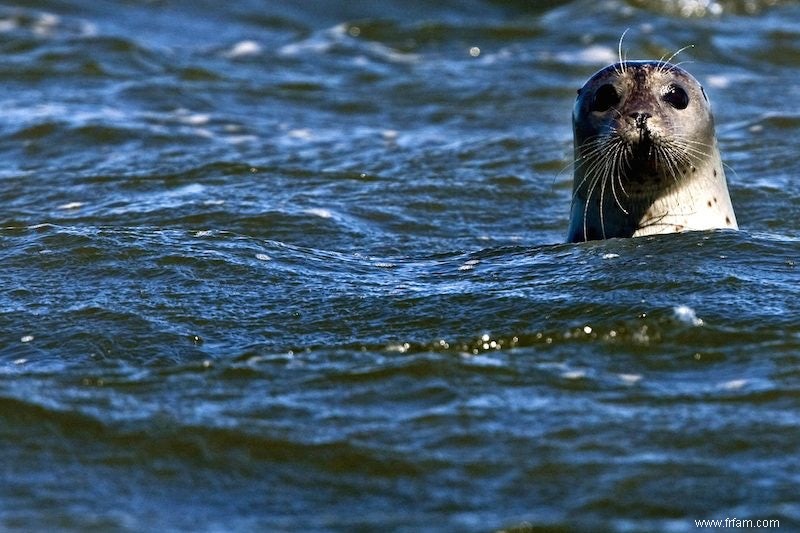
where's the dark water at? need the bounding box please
[1,0,799,531]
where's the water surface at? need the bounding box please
[0,0,799,531]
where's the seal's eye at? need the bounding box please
[663,84,689,109]
[591,84,620,112]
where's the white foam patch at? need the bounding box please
[288,128,313,140]
[720,379,748,390]
[179,113,211,126]
[280,24,418,64]
[706,75,731,89]
[557,45,617,65]
[458,259,480,272]
[618,373,642,385]
[32,13,60,37]
[169,183,206,197]
[581,45,618,63]
[225,40,262,58]
[225,135,258,145]
[673,0,724,17]
[386,342,411,353]
[57,202,85,210]
[305,208,334,219]
[673,305,704,326]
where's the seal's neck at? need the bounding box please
[633,165,738,237]
[567,146,738,242]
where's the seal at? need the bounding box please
[567,60,738,242]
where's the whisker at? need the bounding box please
[617,29,630,74]
[661,44,695,71]
[610,141,629,214]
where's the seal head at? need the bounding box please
[567,60,738,242]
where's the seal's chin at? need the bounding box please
[623,139,660,182]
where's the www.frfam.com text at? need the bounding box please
[695,517,779,528]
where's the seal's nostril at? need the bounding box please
[630,112,652,129]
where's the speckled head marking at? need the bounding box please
[567,60,738,242]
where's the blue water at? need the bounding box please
[1,1,799,531]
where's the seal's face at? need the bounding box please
[573,60,715,197]
[567,60,737,243]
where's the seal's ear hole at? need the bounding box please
[663,84,689,110]
[591,84,620,112]
[700,86,708,102]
